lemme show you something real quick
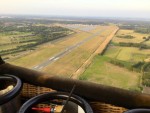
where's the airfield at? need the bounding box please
[9,25,117,77]
[6,24,144,91]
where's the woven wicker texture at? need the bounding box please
[21,83,53,97]
[21,83,128,113]
[90,102,127,113]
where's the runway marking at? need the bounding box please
[32,29,104,70]
[39,66,44,69]
[49,57,55,60]
[34,65,39,68]
[54,57,60,61]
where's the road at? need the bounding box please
[33,30,103,70]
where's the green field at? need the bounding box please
[2,26,148,91]
[0,31,33,43]
[104,46,150,62]
[80,55,141,91]
[113,29,149,43]
[10,45,65,68]
[104,29,150,63]
[0,32,34,51]
[0,25,73,59]
[42,26,116,76]
[43,33,105,77]
[79,29,150,91]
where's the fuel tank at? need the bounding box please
[0,75,22,113]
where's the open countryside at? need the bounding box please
[1,1,150,113]
[0,17,150,94]
[81,26,150,91]
[8,25,118,79]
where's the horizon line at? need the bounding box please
[0,14,150,21]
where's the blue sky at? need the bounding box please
[0,0,150,18]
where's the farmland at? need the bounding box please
[1,17,150,93]
[104,47,150,62]
[80,28,150,91]
[3,23,143,91]
[105,29,150,62]
[106,29,150,90]
[0,24,74,60]
[80,55,141,91]
[112,29,149,43]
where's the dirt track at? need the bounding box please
[71,27,119,79]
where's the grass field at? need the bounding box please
[104,46,150,62]
[9,31,91,68]
[1,25,73,59]
[145,40,150,45]
[0,32,34,51]
[10,25,114,70]
[10,44,65,68]
[3,26,144,91]
[42,34,105,77]
[78,28,150,91]
[80,55,141,90]
[55,32,91,47]
[112,29,149,43]
[42,26,117,77]
[9,26,141,91]
[0,32,33,44]
[104,29,150,63]
[9,25,117,78]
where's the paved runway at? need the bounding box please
[33,30,103,70]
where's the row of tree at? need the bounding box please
[119,25,150,34]
[117,42,150,49]
[0,25,73,56]
[117,35,135,39]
